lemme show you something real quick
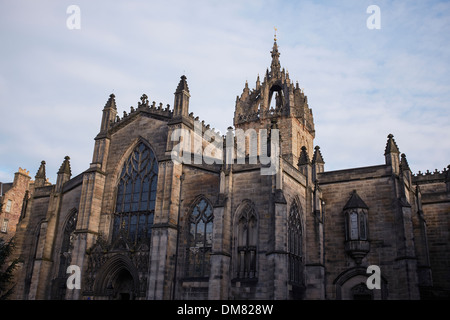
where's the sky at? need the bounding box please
[0,0,449,183]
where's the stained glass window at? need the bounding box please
[186,198,214,278]
[350,212,359,240]
[112,142,158,245]
[346,211,368,241]
[288,201,303,285]
[53,209,78,299]
[360,214,367,240]
[236,203,257,279]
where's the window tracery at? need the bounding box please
[186,197,214,278]
[288,201,303,285]
[236,202,257,279]
[112,142,158,246]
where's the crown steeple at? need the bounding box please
[233,34,315,168]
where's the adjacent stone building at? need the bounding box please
[0,168,31,241]
[10,40,450,300]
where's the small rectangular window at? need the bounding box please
[360,214,367,240]
[5,199,12,212]
[1,219,8,233]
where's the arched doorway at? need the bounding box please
[333,267,388,300]
[111,269,134,300]
[92,254,140,300]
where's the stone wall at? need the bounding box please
[0,168,31,240]
[319,164,422,299]
[414,173,450,298]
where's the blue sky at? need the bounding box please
[1,0,449,183]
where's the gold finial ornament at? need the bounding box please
[274,27,277,41]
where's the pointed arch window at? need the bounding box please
[52,209,78,299]
[112,142,158,245]
[236,202,258,279]
[288,201,303,285]
[268,85,284,110]
[186,197,214,278]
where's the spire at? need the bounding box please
[173,75,190,118]
[34,161,47,187]
[35,161,46,180]
[312,146,325,179]
[312,146,325,164]
[99,93,118,134]
[56,156,71,191]
[175,75,190,95]
[58,156,72,176]
[298,146,313,184]
[298,146,310,166]
[270,27,281,75]
[104,93,117,110]
[384,134,400,155]
[270,39,281,75]
[384,134,401,174]
[242,80,250,95]
[400,153,411,172]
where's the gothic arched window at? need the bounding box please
[288,201,303,285]
[112,142,158,245]
[236,202,258,279]
[52,209,78,299]
[186,197,214,278]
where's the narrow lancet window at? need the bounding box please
[288,201,303,285]
[236,202,258,279]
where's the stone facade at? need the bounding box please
[9,40,450,300]
[0,168,31,241]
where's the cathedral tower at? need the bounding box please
[233,38,315,167]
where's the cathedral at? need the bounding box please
[6,39,450,300]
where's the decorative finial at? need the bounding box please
[58,156,72,176]
[139,94,149,107]
[274,26,277,41]
[35,160,46,181]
